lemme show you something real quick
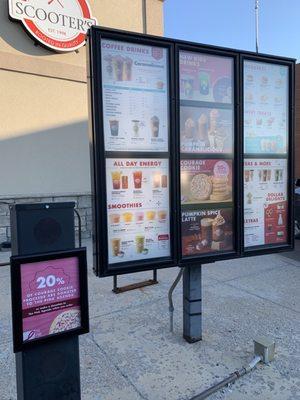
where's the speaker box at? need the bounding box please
[10,202,81,400]
[10,202,75,256]
[16,336,81,400]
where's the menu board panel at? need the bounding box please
[101,39,169,152]
[180,106,233,154]
[182,208,233,256]
[244,61,289,154]
[181,159,233,205]
[106,158,171,264]
[179,51,233,103]
[21,257,81,342]
[244,159,288,247]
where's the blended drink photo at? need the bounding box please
[135,235,145,253]
[111,238,121,256]
[111,171,121,190]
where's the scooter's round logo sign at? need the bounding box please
[9,0,97,52]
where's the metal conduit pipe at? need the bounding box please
[168,267,184,333]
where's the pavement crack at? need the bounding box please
[90,334,148,400]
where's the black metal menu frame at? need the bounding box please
[88,26,295,277]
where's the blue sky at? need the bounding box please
[164,0,299,61]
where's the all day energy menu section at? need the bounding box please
[244,61,288,154]
[101,39,169,152]
[244,159,288,247]
[21,257,81,342]
[106,158,171,264]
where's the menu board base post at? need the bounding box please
[112,271,158,294]
[15,336,81,400]
[183,265,202,343]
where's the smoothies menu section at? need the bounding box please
[101,40,169,152]
[244,159,288,247]
[244,61,289,154]
[106,158,170,264]
[21,257,81,342]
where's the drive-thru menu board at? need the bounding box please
[88,27,294,276]
[243,60,290,248]
[101,39,169,152]
[179,50,235,258]
[106,158,170,263]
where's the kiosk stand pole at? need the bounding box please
[183,265,202,343]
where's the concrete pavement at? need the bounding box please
[0,241,299,400]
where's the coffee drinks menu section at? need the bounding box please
[106,158,171,264]
[101,39,169,152]
[179,51,235,257]
[243,60,289,248]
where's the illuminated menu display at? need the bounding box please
[179,51,235,257]
[106,158,170,263]
[244,61,289,154]
[101,39,169,152]
[243,60,289,248]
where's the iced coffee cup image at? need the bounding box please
[122,212,133,223]
[123,57,133,81]
[150,116,160,138]
[133,171,142,189]
[112,56,123,81]
[135,235,145,254]
[111,238,121,256]
[200,218,213,246]
[161,175,168,188]
[132,120,140,137]
[146,211,156,221]
[153,174,161,188]
[111,171,121,190]
[109,119,119,136]
[197,114,208,142]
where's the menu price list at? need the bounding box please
[101,39,169,152]
[106,158,171,264]
[244,159,288,247]
[244,61,289,154]
[21,257,81,342]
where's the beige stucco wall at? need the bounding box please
[0,0,164,197]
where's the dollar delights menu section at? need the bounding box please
[243,60,289,248]
[100,38,172,266]
[179,51,235,257]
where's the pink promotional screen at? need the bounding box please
[21,256,81,342]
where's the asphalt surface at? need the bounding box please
[0,241,299,400]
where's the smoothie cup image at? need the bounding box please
[135,212,144,222]
[151,116,160,138]
[132,120,140,137]
[109,214,120,224]
[135,236,145,253]
[133,171,142,189]
[146,211,156,221]
[158,210,167,221]
[111,171,121,190]
[111,238,121,256]
[122,212,133,223]
[109,119,119,136]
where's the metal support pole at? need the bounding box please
[183,265,202,343]
[255,0,259,53]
